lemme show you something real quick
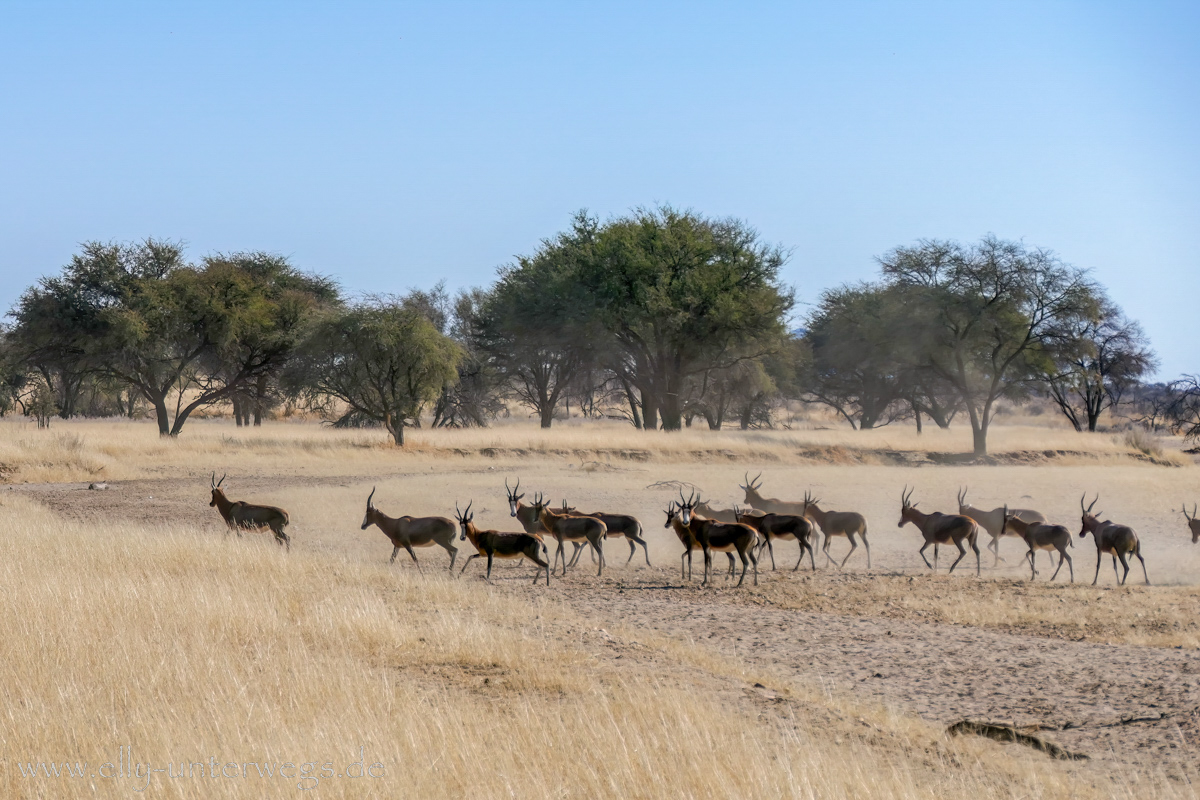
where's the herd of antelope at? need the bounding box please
[209,471,1195,588]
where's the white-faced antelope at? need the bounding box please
[360,487,458,571]
[1002,508,1074,583]
[209,473,291,550]
[454,501,550,585]
[1079,494,1148,586]
[739,472,808,516]
[679,491,758,587]
[897,486,980,576]
[531,493,607,577]
[664,501,737,581]
[1183,504,1200,544]
[734,506,816,572]
[801,490,869,569]
[957,487,1047,567]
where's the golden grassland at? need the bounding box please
[0,410,1191,484]
[0,492,1187,799]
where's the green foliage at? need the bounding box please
[289,298,463,445]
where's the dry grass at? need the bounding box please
[0,492,1166,799]
[0,414,1192,484]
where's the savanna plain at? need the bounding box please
[2,415,1200,799]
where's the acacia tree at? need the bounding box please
[475,228,598,428]
[1042,295,1156,432]
[879,236,1098,456]
[288,297,462,445]
[576,207,792,431]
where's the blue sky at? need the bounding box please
[1,1,1196,376]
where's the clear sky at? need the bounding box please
[1,1,1196,376]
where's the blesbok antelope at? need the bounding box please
[897,486,980,576]
[454,501,550,585]
[663,501,737,581]
[957,487,1047,567]
[739,473,807,516]
[1183,504,1200,544]
[802,490,869,569]
[735,507,816,572]
[560,502,651,567]
[679,491,759,587]
[209,473,291,550]
[531,493,607,577]
[1079,494,1149,586]
[360,487,458,571]
[1002,508,1074,583]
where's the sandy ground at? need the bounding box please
[9,456,1200,772]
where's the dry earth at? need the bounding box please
[10,453,1200,781]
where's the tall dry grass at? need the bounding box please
[0,493,1182,798]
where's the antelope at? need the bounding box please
[1183,504,1200,544]
[679,491,759,587]
[531,493,607,577]
[802,490,869,569]
[506,479,588,564]
[560,502,651,567]
[1002,509,1074,583]
[739,472,807,515]
[1079,494,1148,586]
[360,487,458,571]
[897,486,980,576]
[454,501,550,585]
[209,472,291,550]
[664,502,735,581]
[957,487,1048,567]
[735,506,816,572]
[695,500,749,524]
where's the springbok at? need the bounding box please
[679,491,759,587]
[957,487,1047,567]
[532,494,607,577]
[735,507,816,572]
[209,473,291,550]
[802,490,869,569]
[454,501,550,585]
[1002,508,1074,583]
[1079,494,1148,586]
[360,487,458,571]
[664,501,737,580]
[560,502,651,567]
[739,472,807,515]
[1183,504,1200,544]
[897,486,980,576]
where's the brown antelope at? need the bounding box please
[209,473,291,550]
[957,487,1047,567]
[735,507,816,572]
[531,493,607,577]
[664,501,737,581]
[559,502,651,567]
[1183,504,1200,544]
[454,501,550,585]
[739,472,807,515]
[1002,508,1074,583]
[1079,494,1148,586]
[506,479,589,564]
[801,490,869,569]
[695,500,750,523]
[360,487,458,571]
[679,491,759,587]
[897,486,980,576]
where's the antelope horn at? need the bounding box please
[211,472,216,489]
[463,500,473,518]
[1085,493,1099,514]
[741,472,750,489]
[218,473,226,487]
[957,486,968,506]
[366,486,376,508]
[504,477,512,494]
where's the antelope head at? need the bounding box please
[802,489,819,514]
[361,486,377,530]
[505,477,524,517]
[678,488,698,526]
[897,485,918,528]
[454,500,474,540]
[1079,493,1101,538]
[530,492,549,520]
[739,472,763,503]
[559,500,577,514]
[662,501,678,529]
[209,472,227,507]
[1183,503,1200,544]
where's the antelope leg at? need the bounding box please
[838,535,858,569]
[919,541,935,571]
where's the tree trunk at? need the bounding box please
[972,423,988,457]
[539,405,554,428]
[391,423,405,446]
[660,392,683,431]
[152,396,171,437]
[233,396,244,427]
[253,375,267,426]
[641,389,659,432]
